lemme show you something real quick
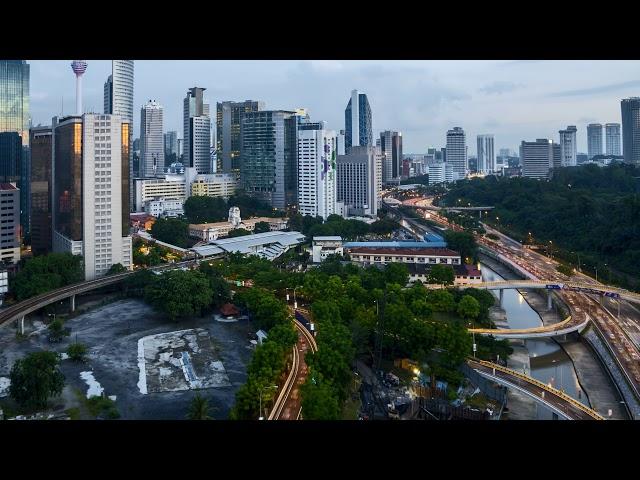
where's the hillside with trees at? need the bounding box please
[442,163,640,288]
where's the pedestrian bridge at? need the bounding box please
[467,359,605,420]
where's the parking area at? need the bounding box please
[0,299,254,419]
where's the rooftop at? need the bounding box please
[343,241,449,249]
[313,236,342,241]
[346,246,460,257]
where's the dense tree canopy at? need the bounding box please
[184,196,228,224]
[144,270,213,321]
[11,253,84,301]
[150,218,189,248]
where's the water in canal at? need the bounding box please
[480,263,590,419]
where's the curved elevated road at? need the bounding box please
[467,359,604,420]
[0,261,194,329]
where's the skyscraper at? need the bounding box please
[476,134,495,173]
[29,125,52,255]
[0,60,29,237]
[140,100,165,178]
[520,139,555,179]
[240,110,297,210]
[621,98,640,165]
[184,87,211,174]
[336,146,379,217]
[0,60,30,144]
[103,75,112,115]
[379,130,403,184]
[587,123,603,159]
[216,100,265,174]
[297,120,337,219]
[104,61,134,210]
[446,127,467,179]
[52,114,132,280]
[605,123,621,156]
[344,90,372,152]
[164,131,178,160]
[558,125,577,167]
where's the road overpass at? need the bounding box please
[467,359,605,420]
[0,261,195,331]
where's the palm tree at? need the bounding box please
[186,393,212,420]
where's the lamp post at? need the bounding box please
[259,384,278,420]
[293,286,299,309]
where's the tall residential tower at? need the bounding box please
[344,90,372,152]
[140,100,165,178]
[621,98,640,165]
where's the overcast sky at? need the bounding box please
[29,60,640,154]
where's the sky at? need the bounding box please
[29,60,640,154]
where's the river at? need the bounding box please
[480,263,590,419]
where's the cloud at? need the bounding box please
[549,80,640,97]
[479,81,524,95]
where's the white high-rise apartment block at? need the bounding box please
[297,121,337,220]
[587,123,603,159]
[52,114,132,280]
[184,87,212,174]
[140,100,165,177]
[428,162,445,185]
[446,127,467,178]
[605,123,621,155]
[476,134,495,173]
[558,125,577,167]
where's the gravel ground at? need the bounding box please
[0,299,254,419]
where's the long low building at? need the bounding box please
[345,246,462,266]
[406,263,482,285]
[192,231,306,261]
[189,217,289,242]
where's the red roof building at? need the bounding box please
[220,303,240,317]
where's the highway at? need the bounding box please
[395,197,640,406]
[467,359,604,420]
[269,308,318,420]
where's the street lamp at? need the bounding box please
[293,286,299,309]
[258,384,278,420]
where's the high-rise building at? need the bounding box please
[605,123,621,156]
[184,87,211,174]
[520,139,556,179]
[336,146,379,217]
[29,125,52,255]
[446,127,467,178]
[0,61,30,144]
[104,61,134,210]
[52,114,132,280]
[103,75,112,115]
[240,110,297,210]
[344,90,372,152]
[216,100,264,174]
[621,98,640,165]
[558,125,577,167]
[379,130,403,184]
[164,131,178,162]
[477,134,495,173]
[140,100,165,178]
[0,183,20,264]
[0,60,30,238]
[587,123,603,159]
[297,120,337,220]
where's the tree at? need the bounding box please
[150,217,189,248]
[48,318,69,342]
[443,231,478,263]
[187,393,212,420]
[227,228,251,238]
[67,342,88,362]
[556,264,574,277]
[184,195,228,224]
[106,263,127,275]
[300,380,341,420]
[144,270,214,321]
[254,221,271,234]
[427,289,456,313]
[428,264,455,285]
[9,351,65,409]
[11,252,83,301]
[384,262,409,286]
[457,295,481,321]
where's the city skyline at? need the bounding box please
[28,60,640,153]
